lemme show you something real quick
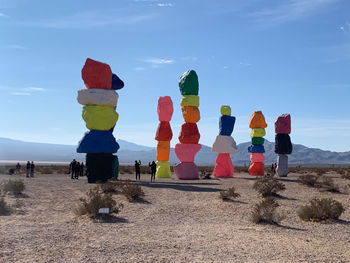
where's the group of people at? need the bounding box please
[134,160,157,182]
[13,162,35,177]
[69,159,85,180]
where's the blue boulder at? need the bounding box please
[219,115,236,136]
[248,144,265,153]
[111,73,124,90]
[77,130,120,153]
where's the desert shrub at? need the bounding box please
[0,194,11,215]
[253,176,286,197]
[100,181,119,194]
[341,169,350,180]
[219,187,240,201]
[119,181,145,201]
[320,177,340,193]
[2,180,25,196]
[315,168,329,176]
[298,198,345,222]
[251,197,284,224]
[297,174,321,187]
[75,187,123,218]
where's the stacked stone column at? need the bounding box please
[155,96,174,178]
[174,70,201,180]
[275,114,292,177]
[212,106,237,178]
[248,111,267,176]
[77,58,124,183]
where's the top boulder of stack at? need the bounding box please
[249,111,267,128]
[179,70,199,96]
[220,105,231,116]
[82,58,112,90]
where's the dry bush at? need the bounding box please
[119,181,145,201]
[119,166,133,175]
[100,181,120,194]
[75,187,123,218]
[2,180,25,196]
[297,174,321,188]
[320,177,340,193]
[341,169,350,180]
[253,176,286,197]
[251,197,284,224]
[219,187,240,201]
[298,198,345,222]
[0,196,11,216]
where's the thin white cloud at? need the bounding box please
[2,44,26,50]
[14,10,153,29]
[142,57,174,64]
[23,87,46,92]
[239,62,252,67]
[157,3,173,7]
[133,67,146,71]
[11,92,31,96]
[0,12,9,18]
[249,0,339,27]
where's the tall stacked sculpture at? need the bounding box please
[77,58,124,183]
[155,96,174,178]
[248,111,267,176]
[174,70,201,180]
[274,114,292,177]
[212,106,237,177]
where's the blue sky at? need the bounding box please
[0,0,349,152]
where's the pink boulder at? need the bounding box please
[213,153,234,178]
[250,153,265,163]
[175,143,201,163]
[157,96,174,122]
[275,114,291,134]
[173,162,199,180]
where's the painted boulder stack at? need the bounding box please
[155,96,174,178]
[248,111,267,176]
[174,70,201,180]
[275,114,292,177]
[77,58,124,183]
[212,106,237,178]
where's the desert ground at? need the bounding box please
[1,168,350,263]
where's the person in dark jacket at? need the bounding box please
[70,159,77,179]
[134,160,141,181]
[149,161,156,182]
[30,161,35,177]
[80,162,85,177]
[26,161,30,178]
[75,161,80,179]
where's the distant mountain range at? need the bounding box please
[0,137,349,166]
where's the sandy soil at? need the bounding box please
[1,171,350,263]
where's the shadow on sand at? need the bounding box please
[139,181,222,193]
[93,215,129,224]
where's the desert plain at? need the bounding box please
[0,169,350,263]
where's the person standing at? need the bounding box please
[80,162,85,177]
[26,161,30,178]
[134,160,141,181]
[75,161,80,179]
[149,161,156,182]
[15,163,21,175]
[70,159,77,179]
[30,161,35,177]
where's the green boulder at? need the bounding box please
[179,70,199,95]
[252,137,265,145]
